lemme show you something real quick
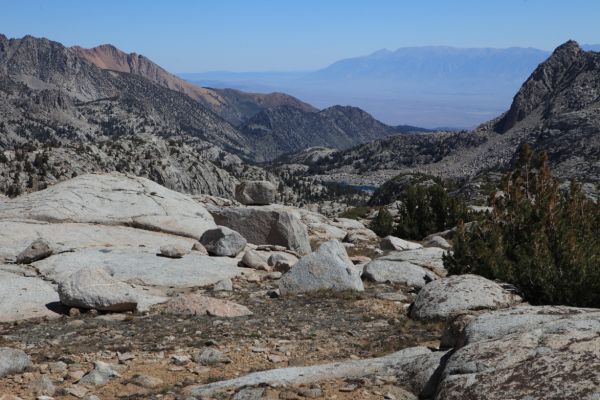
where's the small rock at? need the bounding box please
[235,181,276,205]
[16,238,53,264]
[267,354,287,363]
[64,386,88,398]
[48,361,67,374]
[256,244,288,252]
[267,252,299,273]
[0,395,23,400]
[200,226,247,257]
[349,255,371,265]
[131,374,164,389]
[424,235,452,250]
[165,294,252,317]
[68,308,81,317]
[265,271,282,280]
[78,361,121,386]
[232,387,265,400]
[213,278,233,292]
[376,292,408,302]
[343,229,378,244]
[159,244,190,258]
[243,271,262,283]
[279,391,302,399]
[30,375,55,396]
[194,348,231,365]
[251,347,269,353]
[241,250,271,271]
[298,387,323,398]
[171,354,191,366]
[117,352,135,364]
[191,241,209,255]
[67,371,85,381]
[0,347,32,378]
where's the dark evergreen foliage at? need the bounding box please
[370,207,394,237]
[393,183,470,240]
[445,145,600,307]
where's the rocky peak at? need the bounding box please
[68,41,316,126]
[0,34,115,100]
[71,44,157,76]
[494,40,591,133]
[71,44,136,73]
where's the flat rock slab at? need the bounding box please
[363,259,438,288]
[411,274,523,321]
[0,173,216,239]
[444,305,600,347]
[381,236,423,251]
[307,222,347,242]
[0,220,195,261]
[33,247,247,288]
[0,269,61,322]
[436,308,600,400]
[331,218,366,230]
[185,346,439,397]
[379,247,448,277]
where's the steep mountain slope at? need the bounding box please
[210,88,318,126]
[0,136,243,197]
[72,43,316,125]
[495,40,599,133]
[300,41,600,187]
[0,34,250,154]
[239,105,400,161]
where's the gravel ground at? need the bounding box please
[0,280,443,399]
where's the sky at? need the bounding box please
[1,0,599,72]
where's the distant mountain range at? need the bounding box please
[301,41,600,190]
[180,44,600,128]
[0,34,409,169]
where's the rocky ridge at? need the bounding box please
[240,105,401,161]
[0,35,249,155]
[71,44,317,126]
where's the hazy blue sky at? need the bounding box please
[1,0,599,72]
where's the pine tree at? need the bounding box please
[370,208,394,237]
[446,146,600,307]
